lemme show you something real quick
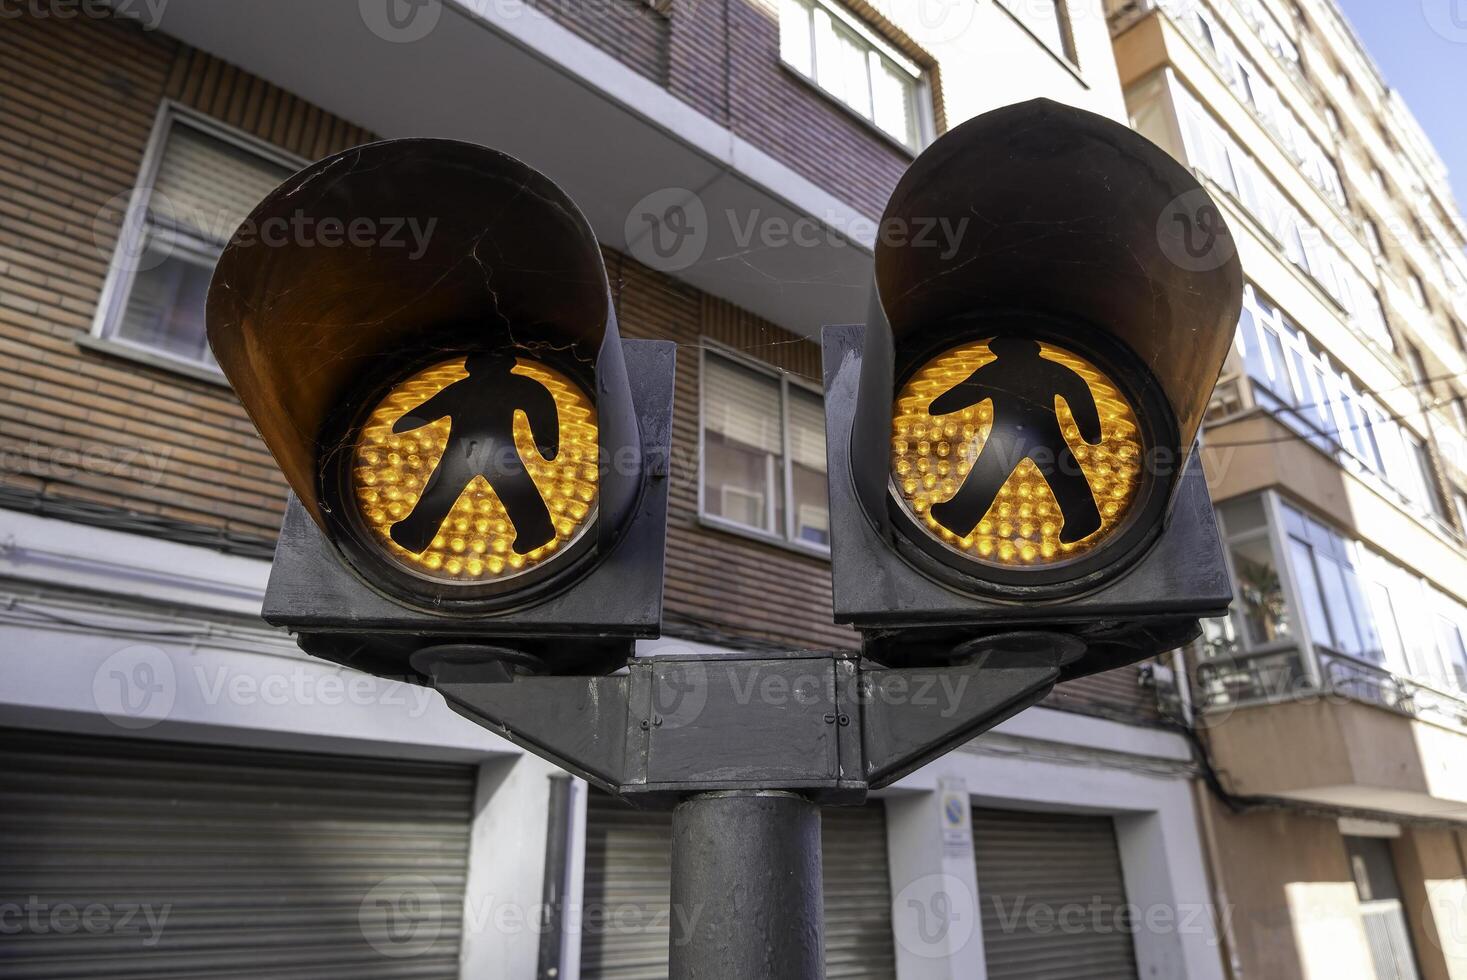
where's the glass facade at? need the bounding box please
[1200,491,1467,720]
[1232,284,1450,523]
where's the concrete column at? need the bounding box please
[458,753,564,979]
[1391,826,1467,980]
[884,776,986,979]
[1112,785,1226,980]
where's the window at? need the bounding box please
[1436,618,1467,689]
[700,349,829,550]
[1406,434,1449,522]
[95,107,296,371]
[1454,490,1467,535]
[1171,88,1388,346]
[1324,104,1341,134]
[1363,219,1383,258]
[1407,272,1429,310]
[1194,10,1215,50]
[1282,504,1383,661]
[997,0,1076,66]
[1170,4,1346,211]
[778,0,929,150]
[1404,343,1431,391]
[1218,497,1291,651]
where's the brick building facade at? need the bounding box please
[0,4,1219,978]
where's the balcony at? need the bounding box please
[1192,489,1467,819]
[1196,653,1467,817]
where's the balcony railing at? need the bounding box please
[1194,643,1467,730]
[1194,642,1307,706]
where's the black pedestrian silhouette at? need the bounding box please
[389,352,560,557]
[927,337,1104,545]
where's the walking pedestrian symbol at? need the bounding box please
[351,354,600,582]
[890,337,1144,567]
[389,352,560,557]
[928,336,1102,544]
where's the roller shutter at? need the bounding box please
[580,793,675,980]
[580,794,896,979]
[972,807,1139,980]
[820,804,898,979]
[0,728,475,980]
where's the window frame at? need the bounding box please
[1213,495,1298,661]
[776,0,936,154]
[88,101,306,380]
[995,0,1080,72]
[697,341,831,558]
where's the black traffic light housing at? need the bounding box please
[207,139,673,680]
[826,98,1243,674]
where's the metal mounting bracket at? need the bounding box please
[421,631,1083,807]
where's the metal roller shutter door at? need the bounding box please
[0,728,476,980]
[580,793,675,980]
[820,804,898,980]
[580,794,896,980]
[972,807,1139,980]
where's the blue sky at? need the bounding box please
[1333,0,1467,210]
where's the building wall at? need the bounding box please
[1111,0,1467,575]
[535,0,912,218]
[1204,797,1467,980]
[1,12,852,649]
[1392,825,1467,980]
[0,9,1159,711]
[1203,798,1377,980]
[536,0,1132,219]
[0,17,368,544]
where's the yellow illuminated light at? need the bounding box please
[891,339,1144,568]
[351,357,599,583]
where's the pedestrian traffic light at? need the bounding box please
[207,139,674,679]
[824,98,1243,673]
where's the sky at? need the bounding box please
[1332,0,1467,210]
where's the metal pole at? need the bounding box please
[668,790,825,980]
